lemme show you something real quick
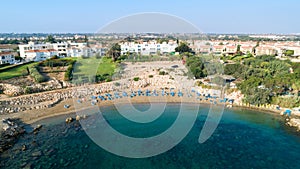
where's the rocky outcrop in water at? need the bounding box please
[287,118,300,131]
[65,117,73,123]
[0,118,25,153]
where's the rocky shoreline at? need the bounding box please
[0,118,25,153]
[287,118,300,131]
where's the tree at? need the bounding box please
[45,35,56,43]
[14,55,23,61]
[224,63,245,78]
[292,80,300,96]
[23,37,29,44]
[285,50,294,56]
[175,42,192,54]
[237,44,241,52]
[243,88,271,105]
[84,35,88,43]
[108,43,121,61]
[186,56,207,79]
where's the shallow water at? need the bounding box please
[1,103,300,169]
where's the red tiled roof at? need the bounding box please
[0,52,14,56]
[25,49,57,53]
[213,46,224,49]
[226,46,236,49]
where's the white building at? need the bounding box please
[19,42,53,61]
[255,46,277,56]
[19,41,90,61]
[120,41,178,55]
[52,42,68,56]
[66,47,94,57]
[24,49,58,62]
[0,52,15,65]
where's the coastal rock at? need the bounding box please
[287,118,300,131]
[23,163,32,169]
[0,118,25,153]
[31,150,42,157]
[76,115,81,121]
[33,124,43,132]
[65,117,73,123]
[22,144,27,151]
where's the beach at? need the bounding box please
[0,60,289,127]
[0,88,282,127]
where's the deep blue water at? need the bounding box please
[1,103,300,169]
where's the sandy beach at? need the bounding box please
[0,92,284,128]
[0,61,287,129]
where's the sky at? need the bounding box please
[1,0,299,34]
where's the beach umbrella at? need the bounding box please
[285,109,292,116]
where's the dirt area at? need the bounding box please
[44,72,66,81]
[39,66,68,73]
[1,76,35,86]
[0,94,9,99]
[39,67,67,81]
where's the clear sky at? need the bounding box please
[1,0,299,34]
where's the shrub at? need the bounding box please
[105,78,112,82]
[24,86,33,94]
[148,75,154,78]
[114,82,121,86]
[195,81,203,86]
[133,77,140,81]
[64,61,76,81]
[29,67,46,83]
[159,71,166,75]
[0,85,3,94]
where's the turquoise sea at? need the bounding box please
[1,103,300,169]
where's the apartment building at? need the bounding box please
[240,46,254,54]
[120,40,178,55]
[24,49,58,62]
[0,52,15,65]
[18,41,90,61]
[212,45,225,54]
[255,46,278,56]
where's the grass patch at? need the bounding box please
[72,57,117,83]
[0,62,37,80]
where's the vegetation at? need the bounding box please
[133,77,140,81]
[45,35,56,43]
[185,56,207,79]
[175,42,192,54]
[224,55,300,107]
[29,66,47,83]
[0,62,37,80]
[159,71,167,75]
[284,50,294,56]
[64,62,75,81]
[107,43,121,61]
[72,57,117,83]
[24,86,34,94]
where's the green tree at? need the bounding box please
[23,37,29,44]
[186,56,207,79]
[237,44,241,52]
[292,80,300,96]
[108,43,121,61]
[224,63,245,77]
[175,42,192,54]
[285,50,294,56]
[45,35,56,43]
